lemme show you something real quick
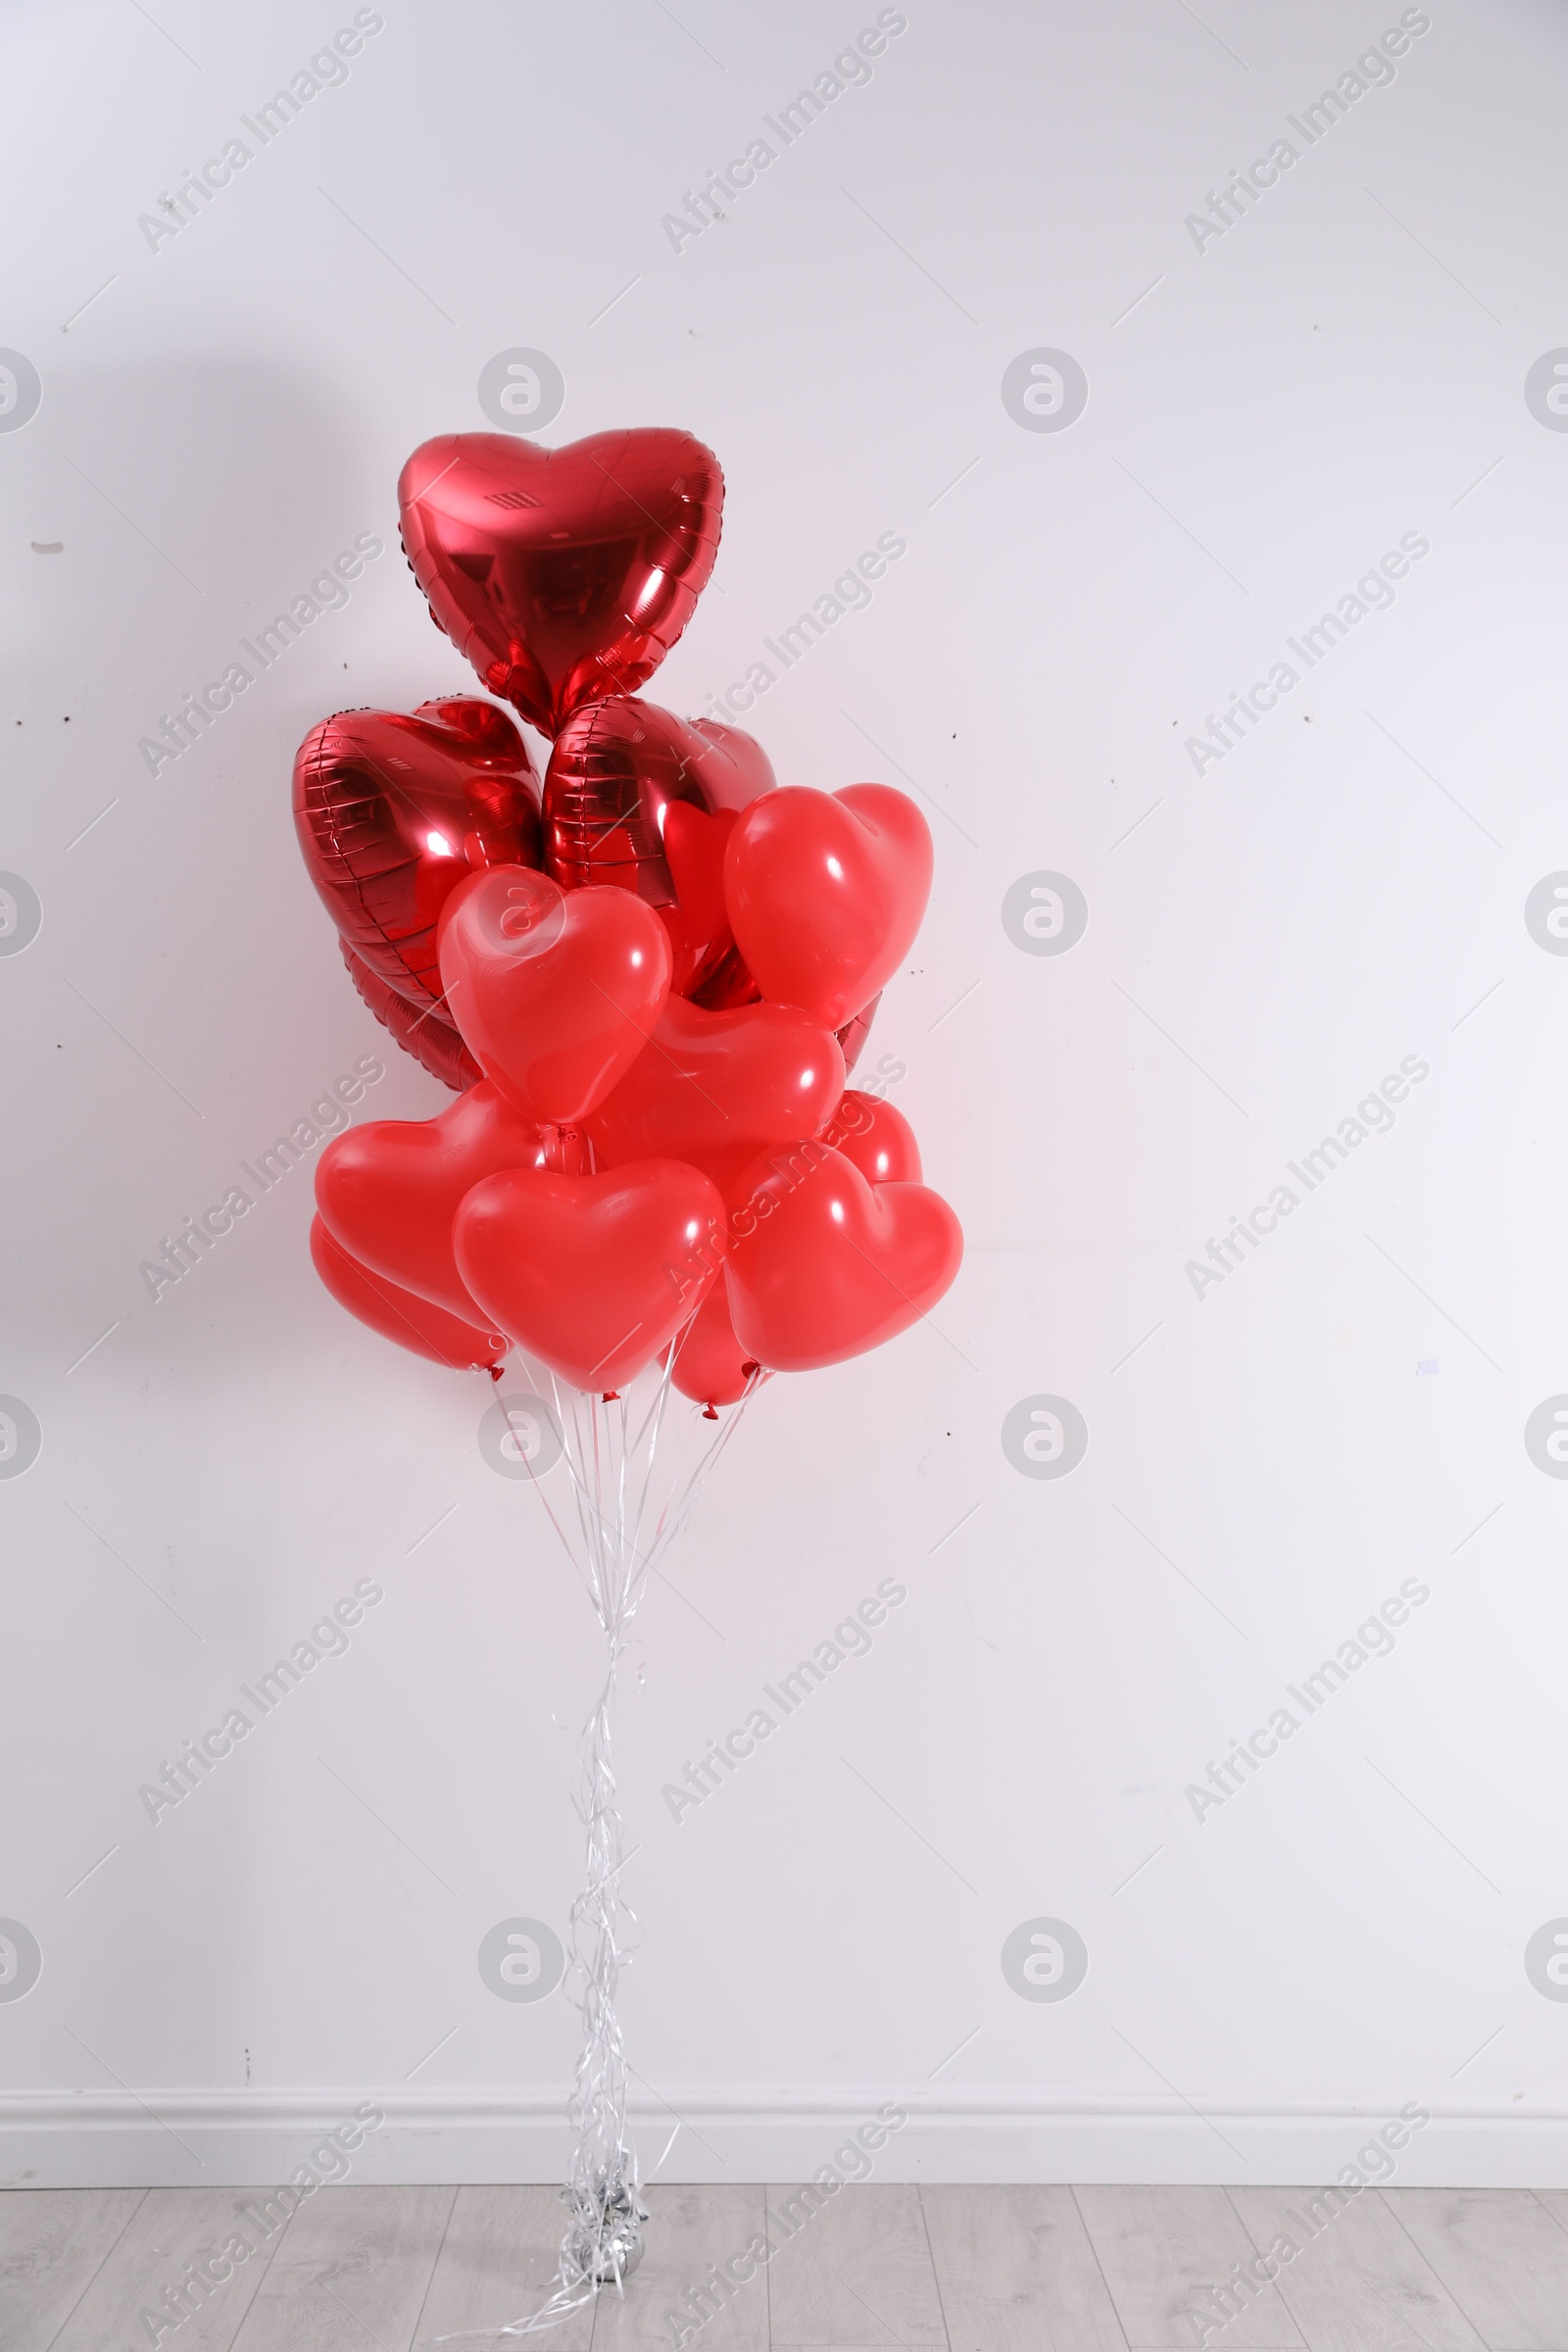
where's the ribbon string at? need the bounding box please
[441,1337,759,2341]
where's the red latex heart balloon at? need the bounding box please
[724,785,933,1031]
[455,1160,727,1393]
[817,1089,922,1184]
[316,1079,557,1324]
[294,698,542,1023]
[666,1281,759,1412]
[543,699,748,995]
[438,866,671,1123]
[584,997,845,1197]
[341,943,480,1093]
[399,431,723,735]
[724,1141,961,1372]
[311,1215,506,1372]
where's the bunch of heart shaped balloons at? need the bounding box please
[294,426,962,1407]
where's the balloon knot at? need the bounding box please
[490,1365,504,1383]
[702,1403,718,1421]
[601,1390,619,1402]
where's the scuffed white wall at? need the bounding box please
[4,0,1568,2185]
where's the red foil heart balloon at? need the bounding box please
[398,431,723,735]
[311,1215,506,1373]
[455,1160,727,1392]
[835,995,879,1078]
[316,1079,554,1324]
[662,803,739,996]
[294,697,541,1024]
[437,865,671,1124]
[340,943,480,1094]
[724,785,933,1031]
[543,700,771,995]
[584,996,845,1198]
[543,701,705,898]
[680,716,775,813]
[724,1141,961,1372]
[543,698,711,993]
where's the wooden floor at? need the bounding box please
[4,2181,1568,2350]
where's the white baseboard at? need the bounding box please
[5,2089,1568,2189]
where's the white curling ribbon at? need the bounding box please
[441,1336,763,2342]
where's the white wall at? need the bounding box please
[5,0,1568,2189]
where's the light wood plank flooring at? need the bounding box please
[3,2182,1567,2350]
